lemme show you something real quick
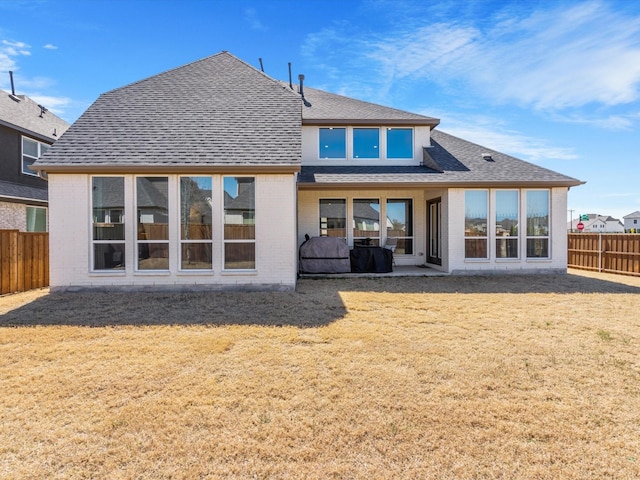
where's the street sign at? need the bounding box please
[580,214,589,221]
[577,222,585,231]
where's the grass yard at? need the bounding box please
[1,269,640,479]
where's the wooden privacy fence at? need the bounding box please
[568,233,640,277]
[0,230,49,295]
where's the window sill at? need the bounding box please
[133,270,171,276]
[89,271,127,276]
[525,258,552,262]
[221,269,258,276]
[177,270,214,276]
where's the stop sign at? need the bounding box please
[577,222,584,231]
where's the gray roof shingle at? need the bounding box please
[299,86,439,126]
[298,129,583,187]
[0,179,48,203]
[0,90,70,142]
[35,52,302,171]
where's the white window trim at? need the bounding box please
[135,175,170,273]
[385,198,414,256]
[22,136,48,177]
[178,176,214,272]
[90,175,127,273]
[464,189,490,261]
[222,176,257,272]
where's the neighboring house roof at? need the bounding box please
[34,52,302,173]
[0,89,69,143]
[624,210,640,219]
[299,129,583,187]
[0,179,47,203]
[299,86,440,127]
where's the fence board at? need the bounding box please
[0,230,49,295]
[568,233,640,277]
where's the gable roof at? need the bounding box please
[299,86,439,127]
[34,52,302,173]
[0,179,47,204]
[624,211,640,219]
[0,89,70,143]
[298,129,583,188]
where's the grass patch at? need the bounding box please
[1,270,640,478]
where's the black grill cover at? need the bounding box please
[299,236,351,273]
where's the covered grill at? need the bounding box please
[299,236,351,274]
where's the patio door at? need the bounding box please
[427,197,442,265]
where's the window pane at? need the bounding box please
[138,243,169,270]
[353,199,380,245]
[319,199,346,237]
[386,199,413,254]
[22,156,37,175]
[224,177,255,269]
[180,177,212,240]
[319,128,346,158]
[466,239,488,258]
[26,207,46,232]
[137,177,169,241]
[22,138,38,157]
[94,243,125,270]
[224,243,255,269]
[527,190,549,236]
[93,177,125,241]
[387,128,413,158]
[181,243,212,270]
[465,190,488,237]
[353,128,379,158]
[224,177,255,239]
[527,238,549,258]
[496,190,518,259]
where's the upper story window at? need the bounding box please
[319,128,346,159]
[353,128,379,159]
[22,137,49,176]
[386,128,413,159]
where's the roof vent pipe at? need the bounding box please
[9,71,16,95]
[482,153,494,162]
[259,57,264,72]
[288,62,293,89]
[298,74,305,96]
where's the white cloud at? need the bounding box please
[27,94,71,115]
[0,39,31,71]
[43,44,58,50]
[321,2,640,113]
[244,8,267,31]
[428,112,579,162]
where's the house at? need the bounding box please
[33,52,583,291]
[623,211,640,233]
[568,214,624,233]
[0,87,70,231]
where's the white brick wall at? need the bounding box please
[48,173,297,290]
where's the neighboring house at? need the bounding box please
[568,214,625,233]
[0,88,70,231]
[33,52,583,291]
[623,211,640,232]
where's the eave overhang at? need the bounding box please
[302,118,440,128]
[31,163,302,175]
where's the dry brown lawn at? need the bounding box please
[1,269,640,479]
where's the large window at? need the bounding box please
[319,199,346,238]
[22,137,49,176]
[465,190,488,259]
[319,128,346,159]
[180,177,212,270]
[353,198,380,246]
[386,199,413,254]
[495,190,519,258]
[224,177,255,269]
[136,177,169,270]
[26,207,47,232]
[92,177,125,270]
[526,190,550,258]
[386,128,413,159]
[353,128,379,159]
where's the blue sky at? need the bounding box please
[2,0,639,222]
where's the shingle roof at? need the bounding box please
[35,52,302,172]
[0,90,69,142]
[298,129,583,187]
[0,179,48,203]
[299,86,439,126]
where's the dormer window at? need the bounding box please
[319,127,346,159]
[386,128,413,159]
[353,128,379,159]
[22,137,49,176]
